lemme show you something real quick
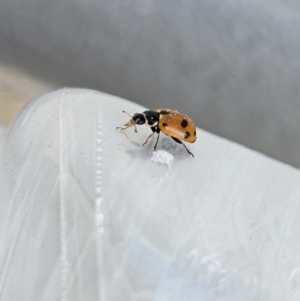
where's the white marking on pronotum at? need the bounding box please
[95,113,105,300]
[59,94,68,301]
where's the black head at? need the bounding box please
[132,113,146,125]
[143,110,159,126]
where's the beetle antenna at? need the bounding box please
[122,110,133,118]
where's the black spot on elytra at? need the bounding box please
[184,131,190,139]
[162,122,168,127]
[159,110,169,115]
[181,119,188,128]
[194,130,196,136]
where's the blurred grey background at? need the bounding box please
[0,0,300,168]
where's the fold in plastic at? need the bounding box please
[0,88,300,301]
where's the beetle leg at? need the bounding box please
[181,143,194,157]
[142,132,155,146]
[171,137,194,157]
[116,119,137,132]
[154,133,160,150]
[116,125,129,131]
[116,124,137,133]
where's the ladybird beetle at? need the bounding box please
[116,108,197,157]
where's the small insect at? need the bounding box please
[116,108,197,157]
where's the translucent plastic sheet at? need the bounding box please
[0,88,300,301]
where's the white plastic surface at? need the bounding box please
[0,88,300,301]
[0,124,6,139]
